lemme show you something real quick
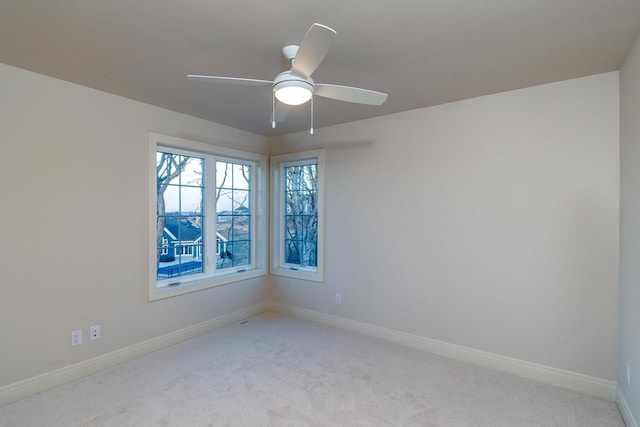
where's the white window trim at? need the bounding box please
[270,150,325,282]
[148,132,267,301]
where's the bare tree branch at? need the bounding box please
[156,152,192,266]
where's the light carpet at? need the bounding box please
[0,312,624,426]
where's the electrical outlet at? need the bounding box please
[627,363,631,387]
[89,325,101,341]
[335,293,342,305]
[71,329,83,347]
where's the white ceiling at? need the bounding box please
[1,0,639,137]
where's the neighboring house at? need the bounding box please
[160,216,227,262]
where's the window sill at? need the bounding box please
[270,265,324,283]
[149,268,266,301]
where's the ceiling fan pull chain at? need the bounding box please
[310,96,314,135]
[272,89,276,128]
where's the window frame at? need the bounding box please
[270,150,325,282]
[148,132,267,301]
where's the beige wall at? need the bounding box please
[270,72,620,380]
[619,34,640,420]
[0,63,269,386]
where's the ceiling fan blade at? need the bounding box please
[187,75,273,86]
[274,102,291,124]
[290,23,337,79]
[314,83,388,105]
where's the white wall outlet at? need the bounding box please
[71,329,83,347]
[627,363,631,387]
[335,293,342,305]
[89,324,101,341]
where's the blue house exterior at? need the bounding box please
[159,216,227,262]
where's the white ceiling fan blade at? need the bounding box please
[314,84,388,105]
[275,102,291,124]
[290,23,337,79]
[187,75,273,86]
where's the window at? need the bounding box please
[149,133,266,301]
[270,150,325,282]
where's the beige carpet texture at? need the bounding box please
[0,312,624,426]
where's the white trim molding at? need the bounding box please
[616,384,638,427]
[268,301,617,401]
[1,301,621,408]
[0,302,269,407]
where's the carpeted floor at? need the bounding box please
[0,312,625,426]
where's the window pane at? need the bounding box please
[162,185,180,213]
[232,189,250,212]
[181,157,203,187]
[218,240,250,269]
[180,186,203,213]
[232,163,250,190]
[225,215,247,242]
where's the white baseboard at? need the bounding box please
[0,301,268,407]
[617,384,638,427]
[268,302,617,401]
[1,300,620,408]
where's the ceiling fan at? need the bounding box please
[187,23,388,134]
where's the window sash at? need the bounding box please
[156,150,206,282]
[283,163,319,268]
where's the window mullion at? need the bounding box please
[280,164,287,268]
[205,156,218,274]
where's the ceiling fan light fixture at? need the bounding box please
[274,80,314,105]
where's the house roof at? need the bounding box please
[163,216,229,243]
[1,1,639,136]
[163,216,202,242]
